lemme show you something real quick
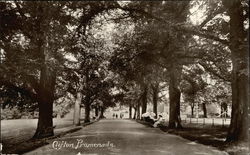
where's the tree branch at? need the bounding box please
[178,26,229,46]
[198,62,231,82]
[199,7,225,28]
[120,4,230,46]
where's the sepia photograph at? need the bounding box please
[0,1,249,155]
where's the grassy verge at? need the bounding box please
[2,121,96,154]
[136,119,249,155]
[161,127,249,155]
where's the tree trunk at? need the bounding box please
[168,64,182,129]
[191,103,194,118]
[84,103,90,123]
[136,103,140,120]
[33,64,56,138]
[84,69,91,123]
[99,106,105,118]
[221,102,228,118]
[220,103,224,118]
[202,102,207,118]
[95,106,99,117]
[129,103,132,119]
[33,33,56,139]
[133,107,136,119]
[34,97,54,138]
[225,104,228,117]
[195,102,199,118]
[84,92,91,123]
[73,91,82,126]
[223,0,249,143]
[152,83,159,118]
[141,84,148,115]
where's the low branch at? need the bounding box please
[179,26,229,46]
[198,62,231,82]
[199,7,225,28]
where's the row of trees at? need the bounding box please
[109,0,249,144]
[0,0,249,146]
[0,1,122,138]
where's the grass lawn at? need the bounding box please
[137,120,249,155]
[160,125,249,155]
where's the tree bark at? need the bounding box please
[191,103,195,118]
[168,64,182,129]
[84,68,91,123]
[141,84,148,115]
[129,103,132,119]
[202,102,207,118]
[220,103,224,118]
[195,102,199,118]
[99,106,105,118]
[33,64,56,138]
[133,107,136,119]
[136,103,140,120]
[33,27,56,138]
[84,92,91,123]
[152,83,159,118]
[95,106,99,117]
[223,0,249,143]
[73,91,82,126]
[84,98,91,123]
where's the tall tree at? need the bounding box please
[181,65,207,118]
[0,2,73,138]
[151,82,159,118]
[176,0,248,144]
[141,83,148,115]
[222,0,249,143]
[168,64,182,128]
[0,1,122,138]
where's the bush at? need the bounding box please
[0,106,35,120]
[1,107,23,119]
